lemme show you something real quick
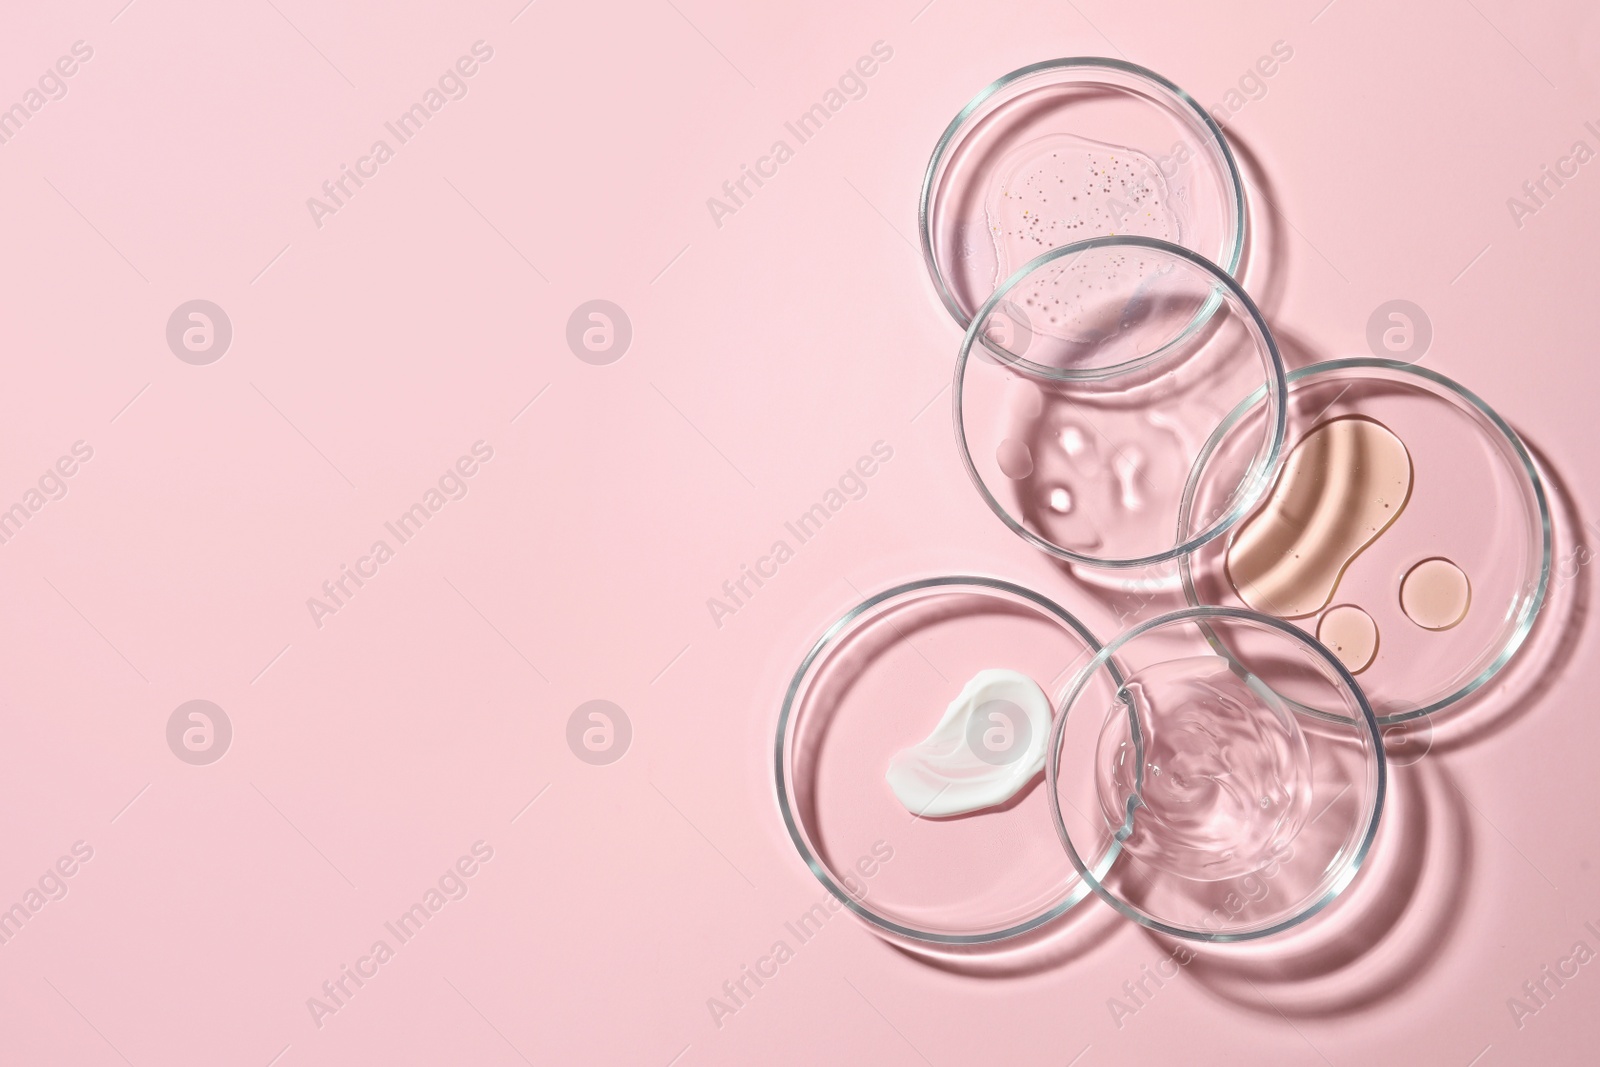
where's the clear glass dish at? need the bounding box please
[1047,606,1386,941]
[953,236,1286,568]
[920,57,1245,333]
[1177,358,1551,723]
[774,576,1124,943]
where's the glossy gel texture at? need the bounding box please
[984,134,1179,343]
[1227,416,1412,618]
[1097,657,1311,882]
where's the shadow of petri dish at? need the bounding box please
[1426,439,1587,750]
[1171,758,1473,1018]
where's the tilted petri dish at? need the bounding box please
[1177,359,1551,723]
[1047,606,1386,941]
[953,236,1286,568]
[920,57,1245,338]
[775,576,1126,943]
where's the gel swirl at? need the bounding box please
[1096,656,1311,882]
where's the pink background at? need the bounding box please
[1,0,1598,1063]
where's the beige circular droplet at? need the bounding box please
[1317,604,1379,674]
[996,438,1034,480]
[1400,558,1471,630]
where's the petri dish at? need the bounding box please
[1178,358,1550,723]
[920,58,1245,334]
[953,236,1286,568]
[1047,606,1386,941]
[775,576,1125,943]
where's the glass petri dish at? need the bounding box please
[775,576,1126,943]
[1047,606,1386,941]
[1177,359,1551,723]
[920,57,1245,334]
[953,236,1286,568]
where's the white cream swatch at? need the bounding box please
[886,669,1052,817]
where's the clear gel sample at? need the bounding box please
[1097,657,1311,882]
[983,134,1181,344]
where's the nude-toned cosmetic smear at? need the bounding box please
[1226,416,1413,618]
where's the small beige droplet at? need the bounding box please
[1317,604,1379,674]
[1400,558,1471,630]
[996,438,1034,480]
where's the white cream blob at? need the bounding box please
[886,669,1053,817]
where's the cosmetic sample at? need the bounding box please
[1227,416,1412,617]
[1317,604,1379,674]
[1401,557,1471,630]
[886,669,1051,817]
[1097,657,1311,881]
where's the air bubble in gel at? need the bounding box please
[984,134,1181,344]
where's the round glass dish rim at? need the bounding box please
[1173,356,1554,725]
[951,234,1289,569]
[1045,604,1388,943]
[773,573,1126,944]
[917,54,1248,354]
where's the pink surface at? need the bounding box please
[0,1,1597,1064]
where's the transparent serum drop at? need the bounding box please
[985,134,1179,273]
[1226,416,1413,618]
[1317,604,1379,674]
[1400,558,1471,630]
